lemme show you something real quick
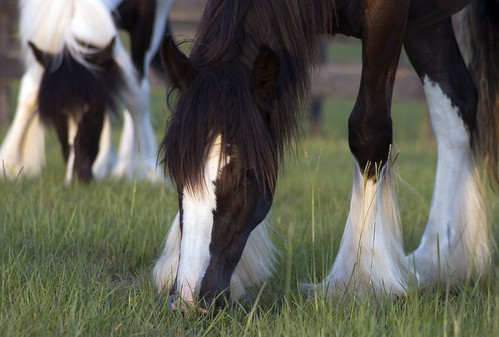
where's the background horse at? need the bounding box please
[0,0,172,183]
[28,38,125,184]
[153,0,498,311]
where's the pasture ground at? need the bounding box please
[1,85,498,336]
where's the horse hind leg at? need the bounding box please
[404,18,490,285]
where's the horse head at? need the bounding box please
[156,36,280,311]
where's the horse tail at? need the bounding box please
[466,0,499,189]
[20,0,117,67]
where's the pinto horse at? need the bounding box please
[153,0,498,310]
[28,38,125,184]
[0,0,172,183]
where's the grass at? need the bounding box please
[1,85,498,336]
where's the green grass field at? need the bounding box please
[1,86,497,336]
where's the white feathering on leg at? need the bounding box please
[304,163,414,297]
[407,77,491,285]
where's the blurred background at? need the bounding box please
[0,0,425,132]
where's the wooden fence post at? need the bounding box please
[0,0,22,127]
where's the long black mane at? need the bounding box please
[37,49,125,126]
[160,0,332,192]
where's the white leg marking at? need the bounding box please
[305,164,413,297]
[112,109,135,179]
[408,77,490,284]
[113,40,162,182]
[0,66,42,178]
[134,79,162,181]
[92,112,115,180]
[64,118,78,186]
[21,113,46,176]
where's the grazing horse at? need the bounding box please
[153,0,498,310]
[28,38,125,184]
[0,0,172,183]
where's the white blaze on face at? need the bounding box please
[175,135,228,304]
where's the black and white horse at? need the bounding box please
[153,0,498,311]
[0,0,172,183]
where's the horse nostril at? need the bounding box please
[167,294,177,311]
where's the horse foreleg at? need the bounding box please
[64,117,78,186]
[92,112,115,180]
[404,18,490,285]
[112,108,135,179]
[0,65,44,178]
[118,77,162,182]
[305,0,413,297]
[409,78,489,285]
[112,39,162,182]
[303,165,413,296]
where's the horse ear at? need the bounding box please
[28,41,54,68]
[161,35,198,91]
[91,37,115,66]
[250,46,280,108]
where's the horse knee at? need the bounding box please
[348,115,393,177]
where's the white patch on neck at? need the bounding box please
[175,135,228,304]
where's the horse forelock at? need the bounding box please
[160,62,278,194]
[37,50,125,125]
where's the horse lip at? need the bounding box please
[168,294,209,315]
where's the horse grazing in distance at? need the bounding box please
[153,0,498,312]
[0,0,173,183]
[28,39,124,184]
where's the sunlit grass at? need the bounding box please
[1,89,497,336]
